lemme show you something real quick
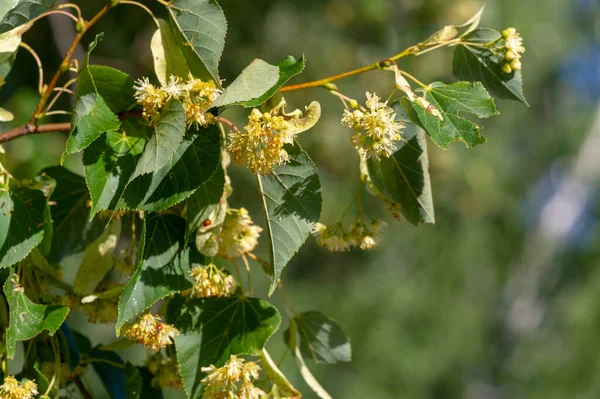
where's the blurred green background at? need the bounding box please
[2,0,600,398]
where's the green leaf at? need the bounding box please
[185,165,225,241]
[367,124,435,225]
[130,100,186,180]
[73,218,121,295]
[83,132,146,218]
[0,51,16,88]
[453,28,528,105]
[4,272,69,358]
[151,19,192,85]
[42,167,107,263]
[0,26,21,95]
[166,0,227,83]
[167,295,281,399]
[406,81,498,149]
[118,126,221,212]
[0,0,56,34]
[116,214,200,333]
[257,141,322,295]
[211,56,305,108]
[64,35,121,157]
[0,26,21,64]
[89,65,137,113]
[0,0,19,21]
[0,185,47,268]
[285,311,351,364]
[125,363,143,399]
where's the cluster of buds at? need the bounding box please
[122,313,179,352]
[215,208,262,259]
[0,376,38,399]
[313,218,387,252]
[147,353,183,390]
[342,92,404,159]
[200,355,265,399]
[228,108,294,175]
[501,27,525,74]
[79,297,119,324]
[188,263,236,298]
[133,74,221,128]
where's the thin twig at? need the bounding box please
[241,254,253,296]
[18,42,44,94]
[31,3,113,122]
[217,116,240,133]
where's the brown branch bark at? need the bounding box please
[0,123,71,144]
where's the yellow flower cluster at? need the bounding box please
[313,218,387,252]
[188,263,236,298]
[147,353,183,390]
[228,109,294,175]
[122,313,179,351]
[501,27,525,74]
[0,376,38,399]
[200,355,265,399]
[215,208,262,259]
[341,92,404,159]
[133,74,221,128]
[79,297,118,323]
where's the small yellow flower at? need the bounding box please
[228,109,294,175]
[122,313,179,351]
[312,222,352,252]
[188,263,236,298]
[501,27,525,73]
[215,208,263,259]
[341,92,404,159]
[134,77,167,119]
[133,74,221,128]
[349,219,386,250]
[0,376,38,399]
[200,355,265,399]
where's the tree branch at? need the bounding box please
[0,123,71,144]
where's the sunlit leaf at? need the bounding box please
[258,141,322,295]
[116,214,202,333]
[0,0,56,34]
[211,56,305,108]
[405,81,498,149]
[367,121,435,225]
[167,295,281,399]
[117,126,220,212]
[83,132,146,218]
[4,272,69,358]
[129,100,186,180]
[0,184,47,268]
[64,35,121,157]
[453,28,528,105]
[73,218,121,295]
[166,0,227,83]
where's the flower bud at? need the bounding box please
[502,27,516,38]
[349,99,359,109]
[510,59,522,71]
[501,63,512,74]
[505,50,517,61]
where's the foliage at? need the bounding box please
[0,1,527,398]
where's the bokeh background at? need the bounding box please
[2,0,600,398]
